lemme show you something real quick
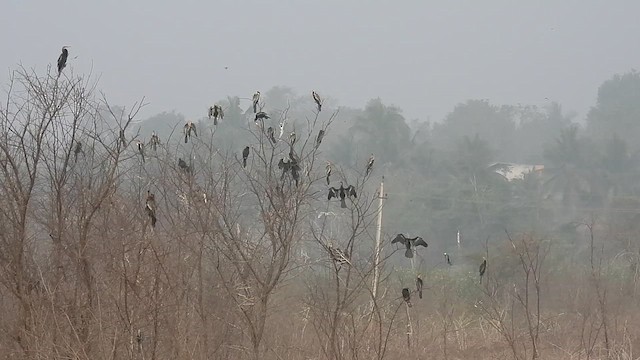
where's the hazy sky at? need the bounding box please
[3,1,639,123]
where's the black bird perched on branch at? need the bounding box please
[365,154,375,176]
[267,127,276,144]
[402,288,412,307]
[391,234,428,258]
[184,122,197,143]
[252,91,260,113]
[315,130,325,149]
[149,131,160,151]
[209,105,223,125]
[178,158,191,173]
[145,190,157,228]
[57,46,69,77]
[479,258,487,283]
[444,252,452,266]
[242,146,250,168]
[137,141,145,163]
[119,129,127,147]
[255,111,269,123]
[416,275,423,299]
[325,162,332,185]
[74,141,84,163]
[312,91,322,112]
[328,182,357,208]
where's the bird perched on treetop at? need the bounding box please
[391,234,428,258]
[145,190,157,228]
[184,121,197,143]
[365,154,375,176]
[119,129,127,147]
[416,275,423,299]
[209,105,224,125]
[479,258,487,284]
[149,131,160,151]
[136,140,145,163]
[57,46,69,77]
[242,146,250,168]
[267,127,276,144]
[312,91,322,112]
[402,288,412,307]
[325,162,332,185]
[255,111,269,123]
[252,91,260,113]
[328,182,357,208]
[316,130,325,149]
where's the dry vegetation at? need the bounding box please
[1,68,640,360]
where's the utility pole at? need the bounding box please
[372,178,386,302]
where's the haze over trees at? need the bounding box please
[2,58,640,359]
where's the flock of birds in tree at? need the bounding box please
[56,47,488,309]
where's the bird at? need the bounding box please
[242,146,250,168]
[252,91,261,113]
[289,131,297,146]
[145,190,157,228]
[402,288,412,307]
[137,141,145,163]
[279,119,286,139]
[325,162,332,185]
[365,154,375,176]
[328,182,357,208]
[57,46,69,77]
[391,234,428,258]
[315,130,325,149]
[444,252,452,266]
[416,275,423,299]
[119,129,127,147]
[149,131,160,151]
[328,243,350,266]
[255,111,270,122]
[312,91,322,112]
[211,105,223,125]
[178,158,191,173]
[266,127,276,144]
[208,106,214,119]
[184,122,197,143]
[479,258,487,283]
[73,141,84,163]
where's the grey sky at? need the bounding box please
[3,1,639,123]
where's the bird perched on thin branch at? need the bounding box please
[242,146,250,168]
[266,127,276,144]
[402,288,412,307]
[209,105,223,125]
[328,243,350,267]
[279,119,286,139]
[119,129,127,147]
[444,252,452,266]
[416,275,423,299]
[255,111,269,123]
[74,141,84,163]
[149,131,160,151]
[328,182,357,208]
[365,154,375,176]
[57,46,69,77]
[178,158,191,173]
[391,234,428,258]
[312,91,322,112]
[325,162,332,185]
[315,130,325,149]
[252,91,260,113]
[145,190,157,228]
[184,122,197,143]
[289,131,297,146]
[479,258,487,284]
[137,140,145,163]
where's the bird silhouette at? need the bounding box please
[365,154,375,176]
[416,275,423,299]
[209,105,224,125]
[316,130,325,149]
[444,252,452,266]
[391,234,428,258]
[119,129,127,147]
[242,146,250,168]
[73,141,84,163]
[145,190,157,228]
[178,158,191,173]
[402,288,412,307]
[328,182,357,208]
[137,141,145,163]
[325,162,332,185]
[252,91,260,113]
[149,131,160,151]
[57,46,69,77]
[184,122,197,143]
[267,127,276,144]
[479,258,487,283]
[312,91,322,112]
[255,111,269,122]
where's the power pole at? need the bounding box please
[372,178,386,302]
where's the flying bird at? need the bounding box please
[328,182,357,208]
[315,130,325,149]
[252,91,260,113]
[416,275,423,299]
[391,234,428,258]
[73,141,84,163]
[267,127,276,144]
[149,131,160,151]
[479,258,487,283]
[137,140,145,163]
[184,121,197,143]
[325,162,332,185]
[444,252,452,266]
[145,190,157,228]
[312,91,322,112]
[402,288,412,307]
[57,46,69,77]
[365,154,375,176]
[242,146,250,168]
